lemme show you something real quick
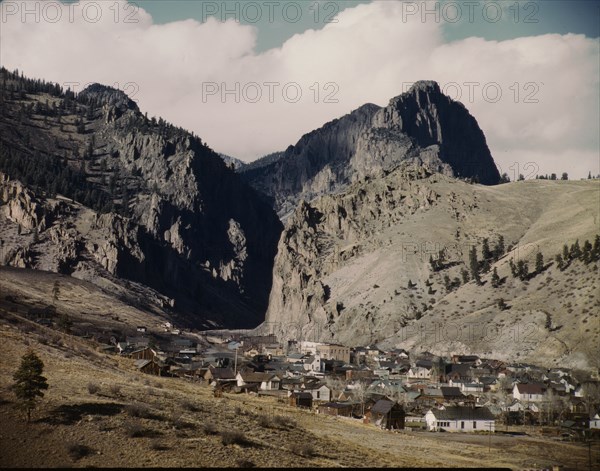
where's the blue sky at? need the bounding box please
[134,0,600,51]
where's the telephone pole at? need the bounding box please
[234,346,238,375]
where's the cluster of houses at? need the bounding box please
[105,330,600,435]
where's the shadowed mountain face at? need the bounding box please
[0,69,282,328]
[241,81,500,218]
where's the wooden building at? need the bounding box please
[367,399,405,430]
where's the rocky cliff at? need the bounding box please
[0,69,282,328]
[260,163,600,369]
[241,81,500,218]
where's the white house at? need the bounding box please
[408,366,432,379]
[425,406,495,432]
[302,384,331,402]
[512,383,546,402]
[590,412,600,430]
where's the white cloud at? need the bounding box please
[1,0,598,178]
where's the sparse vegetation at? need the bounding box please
[291,442,316,458]
[125,421,156,438]
[67,443,94,461]
[221,430,250,446]
[202,422,218,435]
[125,403,151,418]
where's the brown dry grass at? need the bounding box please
[0,292,596,468]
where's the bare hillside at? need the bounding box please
[263,167,599,369]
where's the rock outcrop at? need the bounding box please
[0,71,283,328]
[241,81,500,217]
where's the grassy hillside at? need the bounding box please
[0,283,595,468]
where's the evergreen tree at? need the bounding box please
[491,267,500,288]
[561,172,568,180]
[509,258,517,277]
[562,244,569,262]
[555,253,564,270]
[460,268,470,284]
[494,235,505,260]
[593,235,600,261]
[570,239,581,260]
[482,238,492,261]
[497,298,508,311]
[516,260,529,281]
[443,275,452,292]
[469,246,481,284]
[535,252,544,273]
[12,350,48,422]
[429,255,436,272]
[581,240,593,264]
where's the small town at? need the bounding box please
[106,321,600,439]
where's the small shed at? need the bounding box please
[368,399,405,430]
[135,359,162,376]
[319,402,353,417]
[290,392,313,409]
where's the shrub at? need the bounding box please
[221,430,249,446]
[237,459,255,468]
[273,415,296,429]
[109,384,121,396]
[125,422,155,438]
[67,443,93,460]
[257,414,272,428]
[203,422,218,435]
[150,440,169,451]
[125,403,151,418]
[87,382,100,395]
[291,443,315,457]
[182,400,200,412]
[171,413,195,430]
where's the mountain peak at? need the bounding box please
[79,83,139,111]
[408,80,441,94]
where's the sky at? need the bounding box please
[0,0,599,178]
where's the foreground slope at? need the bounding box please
[0,69,283,328]
[0,295,594,469]
[262,165,599,368]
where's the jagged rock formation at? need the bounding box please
[241,81,500,217]
[260,165,600,369]
[0,70,282,328]
[218,153,246,171]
